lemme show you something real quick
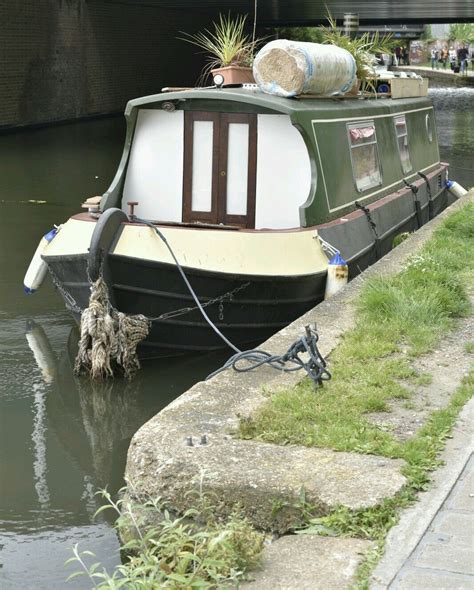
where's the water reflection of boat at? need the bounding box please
[25,320,55,508]
[26,324,225,490]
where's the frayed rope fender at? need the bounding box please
[74,277,150,380]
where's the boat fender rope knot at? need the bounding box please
[74,276,150,380]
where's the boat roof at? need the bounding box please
[125,87,432,118]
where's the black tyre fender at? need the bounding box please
[88,208,128,282]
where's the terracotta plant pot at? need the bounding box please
[211,65,255,86]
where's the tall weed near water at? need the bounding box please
[66,487,263,589]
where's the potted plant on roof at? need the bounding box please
[180,13,259,86]
[320,13,394,94]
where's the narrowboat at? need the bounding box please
[28,86,453,357]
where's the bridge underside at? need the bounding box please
[113,0,474,25]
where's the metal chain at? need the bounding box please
[355,200,378,236]
[149,281,250,322]
[47,263,84,314]
[47,255,250,323]
[403,179,422,229]
[355,200,381,260]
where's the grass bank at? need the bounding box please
[240,202,474,457]
[240,201,474,587]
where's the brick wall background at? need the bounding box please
[0,0,210,128]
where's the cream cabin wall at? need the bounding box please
[255,115,311,229]
[122,110,311,229]
[123,109,184,221]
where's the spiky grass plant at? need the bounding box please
[320,12,395,90]
[180,13,260,84]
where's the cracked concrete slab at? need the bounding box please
[241,535,372,589]
[128,404,406,531]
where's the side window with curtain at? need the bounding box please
[394,115,412,174]
[347,122,382,192]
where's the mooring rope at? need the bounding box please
[133,216,241,354]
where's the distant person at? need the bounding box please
[431,48,439,69]
[458,45,469,75]
[449,46,457,71]
[402,47,409,65]
[395,45,402,66]
[441,46,449,69]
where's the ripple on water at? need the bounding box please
[0,524,120,589]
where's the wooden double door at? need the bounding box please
[182,111,257,228]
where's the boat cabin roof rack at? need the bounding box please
[129,85,430,120]
[159,77,427,102]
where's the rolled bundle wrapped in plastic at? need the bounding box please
[253,40,357,98]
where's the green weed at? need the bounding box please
[301,369,474,589]
[411,372,433,386]
[465,341,474,354]
[66,486,263,589]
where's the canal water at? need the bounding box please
[0,86,473,589]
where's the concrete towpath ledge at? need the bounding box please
[125,193,473,533]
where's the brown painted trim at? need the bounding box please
[219,112,257,228]
[182,111,220,224]
[217,113,229,225]
[247,114,257,229]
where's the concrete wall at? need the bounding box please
[0,0,210,129]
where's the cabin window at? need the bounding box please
[348,122,382,192]
[425,113,433,143]
[183,111,257,228]
[394,115,412,174]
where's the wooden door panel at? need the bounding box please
[183,111,257,228]
[183,111,220,224]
